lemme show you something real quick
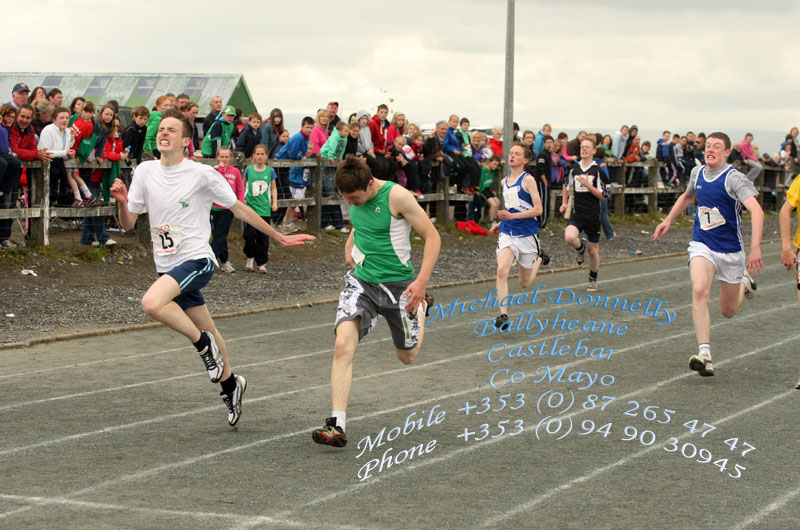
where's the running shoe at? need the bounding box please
[220,261,236,273]
[323,225,336,231]
[539,250,550,266]
[424,294,434,317]
[688,353,714,377]
[576,238,587,266]
[339,226,350,234]
[312,417,347,447]
[72,199,84,207]
[82,196,97,207]
[743,269,756,300]
[198,330,224,383]
[258,264,268,274]
[587,278,598,292]
[245,258,255,272]
[410,295,435,320]
[220,374,246,427]
[495,313,509,331]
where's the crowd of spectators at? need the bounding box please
[1,80,798,250]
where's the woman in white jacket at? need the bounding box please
[37,106,75,205]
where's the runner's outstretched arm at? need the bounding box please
[230,201,314,247]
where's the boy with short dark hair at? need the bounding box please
[654,132,762,378]
[122,106,150,164]
[235,112,262,158]
[275,116,315,232]
[312,156,439,446]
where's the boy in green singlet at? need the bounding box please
[312,157,441,447]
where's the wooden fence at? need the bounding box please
[2,157,789,247]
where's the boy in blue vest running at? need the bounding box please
[312,157,440,447]
[490,143,547,330]
[653,132,763,377]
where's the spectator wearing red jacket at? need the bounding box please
[9,104,51,228]
[489,127,504,155]
[10,104,49,164]
[369,104,390,156]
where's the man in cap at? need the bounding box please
[9,83,30,110]
[326,101,340,135]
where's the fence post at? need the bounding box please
[647,161,657,214]
[435,165,450,224]
[308,158,322,231]
[30,163,50,246]
[756,166,765,207]
[612,164,625,216]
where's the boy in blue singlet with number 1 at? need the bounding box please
[490,143,548,330]
[653,132,763,377]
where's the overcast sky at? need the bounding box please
[10,0,797,142]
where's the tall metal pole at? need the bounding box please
[502,0,515,176]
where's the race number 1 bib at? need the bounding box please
[151,223,182,255]
[503,187,521,210]
[698,206,726,231]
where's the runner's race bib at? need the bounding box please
[351,244,366,267]
[574,174,590,193]
[503,186,521,210]
[151,223,182,255]
[698,206,726,230]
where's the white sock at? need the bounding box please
[332,411,346,432]
[79,185,92,199]
[73,189,82,201]
[698,343,711,359]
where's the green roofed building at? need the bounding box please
[0,73,256,117]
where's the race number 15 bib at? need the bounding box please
[698,206,726,231]
[151,223,182,255]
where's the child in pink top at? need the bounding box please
[309,109,330,155]
[210,147,244,272]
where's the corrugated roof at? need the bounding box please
[0,73,254,116]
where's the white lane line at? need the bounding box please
[480,389,797,527]
[3,385,492,520]
[0,321,333,380]
[275,320,800,520]
[0,493,311,528]
[732,486,800,530]
[0,336,386,413]
[0,285,788,460]
[6,265,786,412]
